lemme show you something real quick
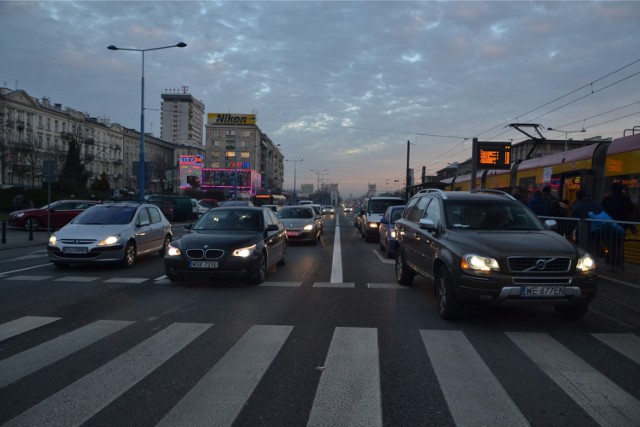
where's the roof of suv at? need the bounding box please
[415,189,515,201]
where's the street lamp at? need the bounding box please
[107,42,187,200]
[547,127,586,152]
[286,159,303,203]
[310,169,328,193]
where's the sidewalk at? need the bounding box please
[0,226,50,249]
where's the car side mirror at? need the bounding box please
[266,224,279,231]
[418,218,436,231]
[184,224,192,230]
[544,219,557,230]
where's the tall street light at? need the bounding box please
[286,159,303,203]
[547,127,586,152]
[107,42,187,201]
[310,169,328,193]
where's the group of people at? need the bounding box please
[514,183,635,272]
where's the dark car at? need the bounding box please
[379,204,405,258]
[219,200,255,207]
[394,189,598,320]
[9,199,100,231]
[164,207,287,284]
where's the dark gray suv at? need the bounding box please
[394,189,598,320]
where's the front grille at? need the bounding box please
[508,257,572,273]
[60,239,96,244]
[186,249,224,260]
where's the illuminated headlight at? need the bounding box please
[368,222,378,229]
[303,224,314,231]
[167,244,181,256]
[576,254,596,272]
[233,244,257,258]
[390,230,396,238]
[49,234,57,245]
[462,254,500,272]
[97,235,119,246]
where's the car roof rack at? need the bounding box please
[416,188,444,194]
[469,189,515,200]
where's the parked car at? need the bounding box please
[277,205,321,244]
[146,195,194,221]
[360,196,405,242]
[149,200,174,221]
[47,202,172,268]
[9,199,100,231]
[379,204,405,258]
[394,189,598,320]
[164,207,287,284]
[198,199,219,209]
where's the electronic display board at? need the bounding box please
[474,142,512,170]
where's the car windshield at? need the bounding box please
[444,200,544,231]
[368,200,403,214]
[278,207,314,219]
[73,205,137,225]
[193,209,261,231]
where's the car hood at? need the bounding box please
[279,218,315,228]
[447,229,580,257]
[55,223,132,239]
[175,230,261,248]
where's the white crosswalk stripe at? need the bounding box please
[1,318,639,426]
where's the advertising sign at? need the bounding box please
[207,113,256,125]
[179,155,203,188]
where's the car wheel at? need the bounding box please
[159,235,171,256]
[554,301,589,320]
[395,250,414,286]
[122,241,136,268]
[24,217,40,231]
[437,267,464,320]
[278,243,287,266]
[249,253,267,285]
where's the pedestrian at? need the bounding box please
[528,190,547,216]
[549,199,570,237]
[511,187,525,203]
[601,182,634,272]
[571,190,601,254]
[542,185,556,215]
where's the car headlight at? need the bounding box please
[390,230,396,238]
[304,224,314,231]
[97,235,119,246]
[461,254,500,272]
[167,244,181,256]
[49,234,57,245]
[576,253,596,272]
[233,244,257,258]
[368,222,378,229]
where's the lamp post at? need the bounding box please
[286,159,303,203]
[107,42,186,201]
[310,169,328,193]
[547,127,586,152]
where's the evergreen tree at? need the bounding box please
[59,139,88,196]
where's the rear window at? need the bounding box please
[368,199,404,214]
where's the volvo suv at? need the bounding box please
[394,189,598,320]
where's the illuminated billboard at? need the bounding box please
[201,168,262,197]
[179,155,203,188]
[207,113,256,125]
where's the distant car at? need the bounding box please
[164,207,287,284]
[308,203,324,234]
[277,205,321,244]
[322,205,335,215]
[219,200,255,207]
[344,206,353,213]
[379,204,405,258]
[47,202,172,268]
[198,199,219,209]
[9,199,100,231]
[149,200,175,221]
[191,199,211,216]
[360,196,405,242]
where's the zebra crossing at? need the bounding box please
[1,316,639,426]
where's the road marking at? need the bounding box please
[158,324,292,427]
[313,282,355,288]
[5,322,211,427]
[54,276,100,282]
[367,282,408,289]
[421,330,529,427]
[0,263,52,274]
[0,316,60,342]
[507,332,640,427]
[372,249,394,264]
[3,274,53,281]
[0,320,133,388]
[307,327,382,427]
[330,217,343,283]
[103,278,148,284]
[592,333,640,365]
[261,281,303,287]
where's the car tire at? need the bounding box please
[158,235,171,256]
[436,267,464,320]
[249,253,267,285]
[554,301,589,320]
[122,241,136,268]
[278,243,287,266]
[24,217,40,231]
[395,250,414,286]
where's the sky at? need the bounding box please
[1,1,639,198]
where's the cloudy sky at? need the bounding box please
[1,1,639,197]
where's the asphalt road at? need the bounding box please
[1,211,639,426]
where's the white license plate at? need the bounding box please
[63,246,88,254]
[189,260,218,269]
[521,286,565,297]
[286,231,300,237]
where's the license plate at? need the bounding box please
[63,246,88,254]
[521,286,565,297]
[286,231,300,237]
[189,260,218,269]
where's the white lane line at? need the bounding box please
[54,276,100,282]
[260,281,303,287]
[3,275,54,281]
[0,320,133,388]
[0,263,52,274]
[330,217,343,283]
[313,282,355,288]
[158,324,293,427]
[103,278,148,284]
[592,333,640,365]
[421,330,529,427]
[5,322,211,427]
[0,316,61,342]
[372,250,394,264]
[307,327,382,427]
[367,282,408,289]
[507,332,640,427]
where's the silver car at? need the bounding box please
[277,205,321,244]
[47,202,172,268]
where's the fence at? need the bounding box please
[540,215,640,277]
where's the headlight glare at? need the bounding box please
[576,254,596,272]
[233,244,257,257]
[49,234,57,245]
[167,245,181,256]
[98,235,119,246]
[462,254,500,272]
[303,224,314,231]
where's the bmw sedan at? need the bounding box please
[277,205,321,244]
[47,202,172,268]
[164,207,287,284]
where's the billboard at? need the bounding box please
[201,168,262,197]
[207,113,256,125]
[179,155,203,188]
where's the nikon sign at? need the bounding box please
[207,113,256,125]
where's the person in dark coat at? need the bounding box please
[528,190,547,216]
[601,182,634,271]
[571,190,601,254]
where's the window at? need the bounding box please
[138,208,150,225]
[148,207,162,224]
[408,196,430,222]
[423,198,441,226]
